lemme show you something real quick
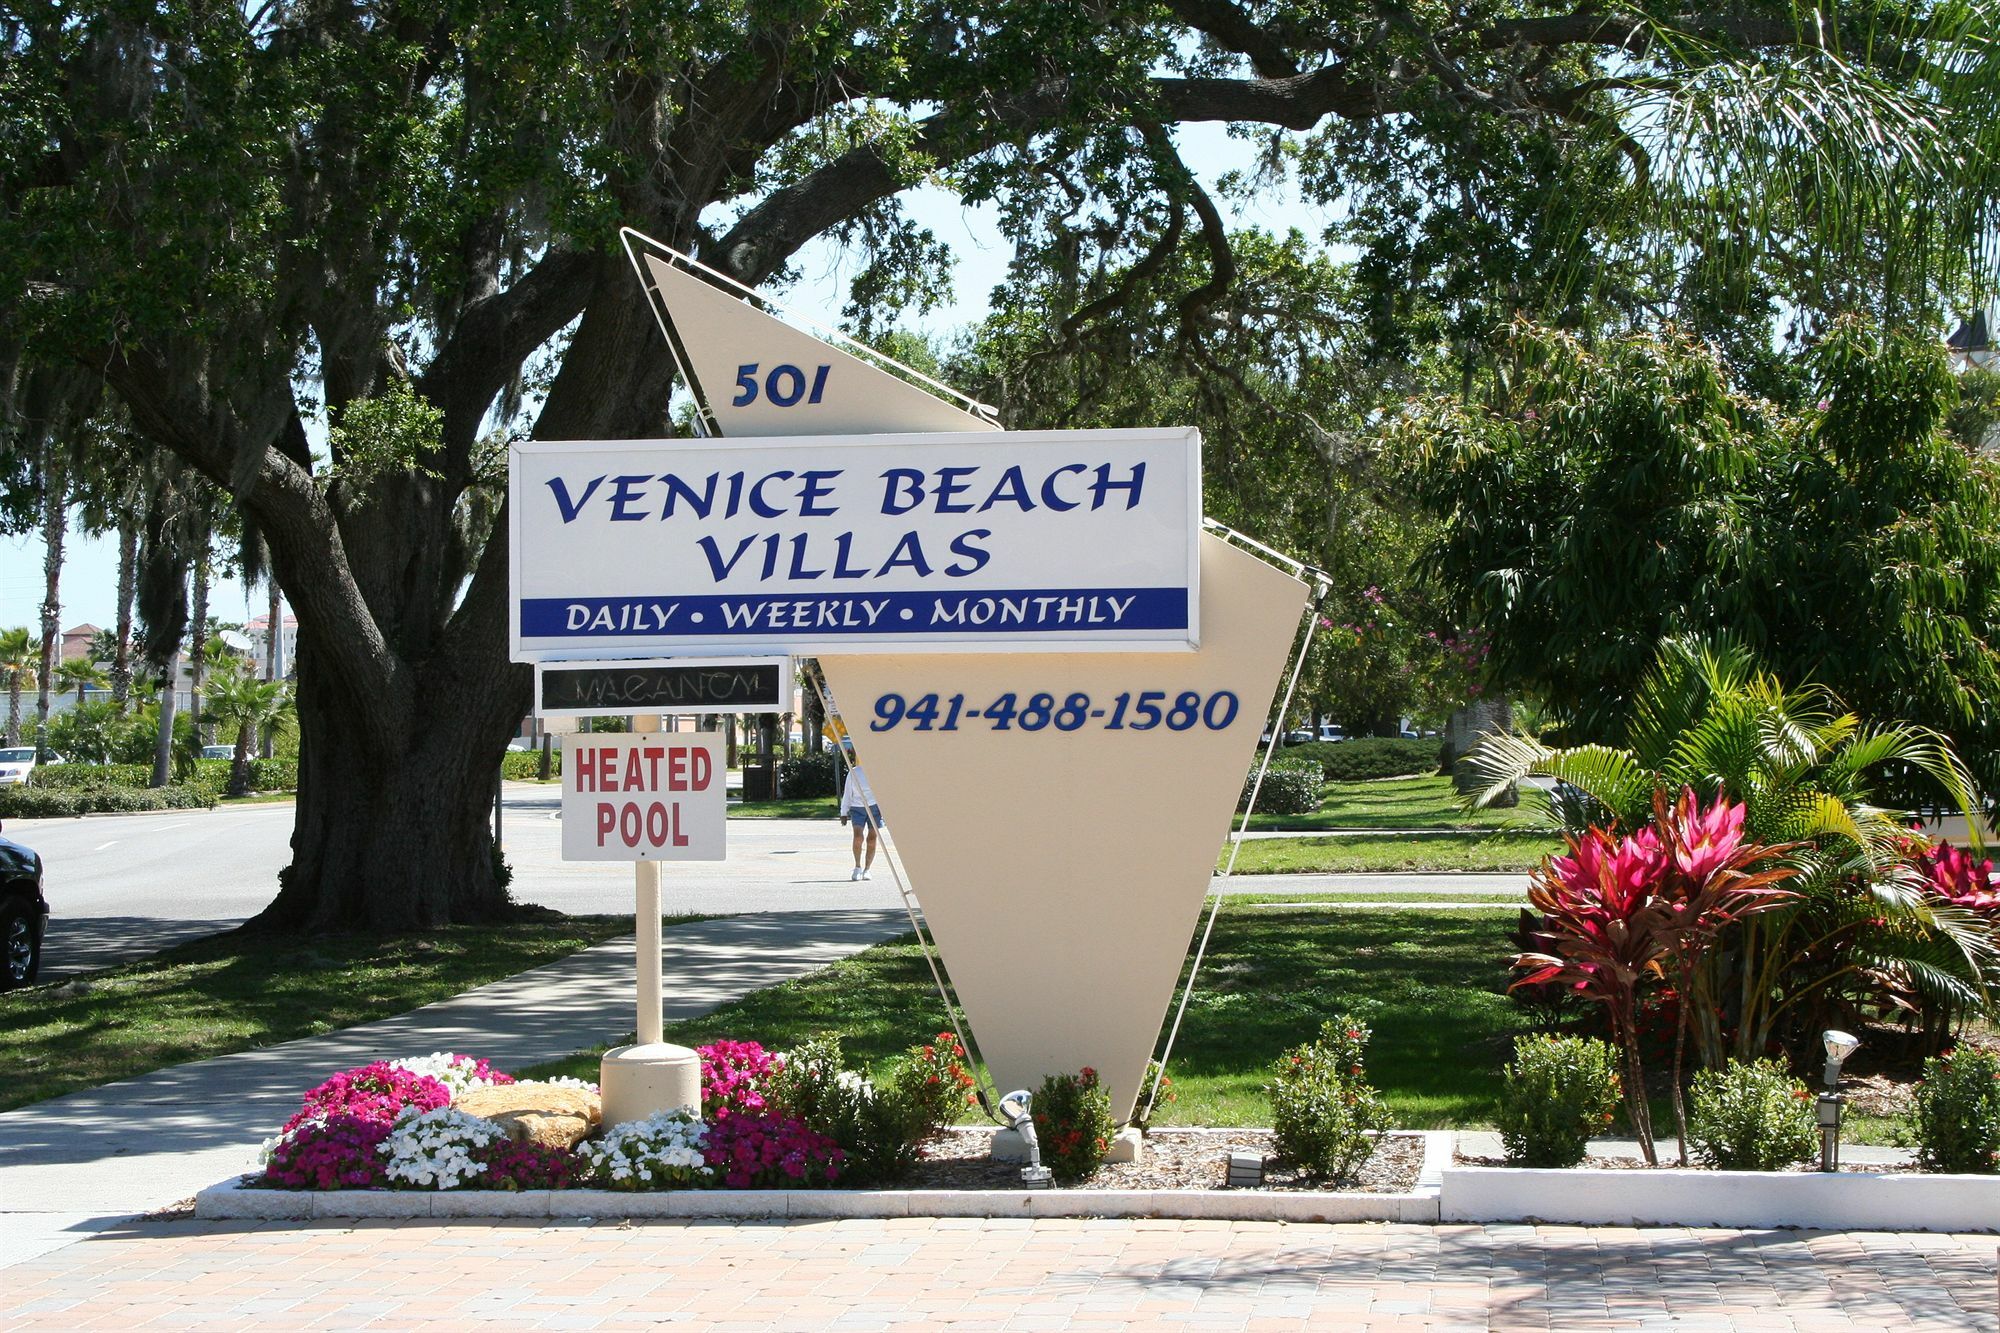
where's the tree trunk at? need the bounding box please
[250,618,525,932]
[113,512,137,714]
[229,722,252,798]
[261,575,281,758]
[35,450,65,762]
[152,648,179,787]
[188,545,210,746]
[4,679,20,746]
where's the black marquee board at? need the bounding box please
[535,656,790,718]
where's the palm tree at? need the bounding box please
[1468,636,1997,1065]
[0,628,36,747]
[55,658,107,707]
[202,664,293,797]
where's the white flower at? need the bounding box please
[389,1052,507,1100]
[380,1106,505,1189]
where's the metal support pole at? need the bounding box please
[633,712,664,1046]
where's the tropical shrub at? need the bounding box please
[1476,636,1994,1070]
[1032,1068,1116,1184]
[770,1033,928,1185]
[1241,755,1321,815]
[893,1031,977,1138]
[1268,1016,1391,1182]
[1512,787,1796,1163]
[1686,1059,1817,1171]
[1496,1036,1622,1168]
[1906,1048,2000,1174]
[577,1110,713,1190]
[1132,1058,1177,1135]
[27,762,151,789]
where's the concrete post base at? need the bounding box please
[988,1127,1030,1162]
[1106,1128,1144,1164]
[600,1043,701,1128]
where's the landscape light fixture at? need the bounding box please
[1817,1029,1861,1173]
[999,1090,1052,1189]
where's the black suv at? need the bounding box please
[0,820,47,990]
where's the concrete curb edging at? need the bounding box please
[196,1132,1455,1224]
[1439,1166,2000,1234]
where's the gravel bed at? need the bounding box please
[904,1128,1425,1193]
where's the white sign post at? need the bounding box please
[559,725,725,1125]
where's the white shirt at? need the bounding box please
[840,766,877,816]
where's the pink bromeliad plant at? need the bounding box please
[1515,788,1798,1164]
[1912,841,2000,915]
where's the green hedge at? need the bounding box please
[0,783,216,818]
[28,763,153,790]
[502,749,560,780]
[778,748,841,799]
[247,757,298,790]
[1280,737,1443,782]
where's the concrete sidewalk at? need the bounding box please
[0,909,908,1270]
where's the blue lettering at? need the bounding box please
[880,469,926,515]
[977,465,1036,513]
[661,472,718,519]
[545,474,606,523]
[1090,461,1146,510]
[696,534,759,581]
[749,470,794,519]
[1041,464,1087,512]
[945,530,992,576]
[877,531,933,577]
[798,470,841,516]
[608,473,654,521]
[933,466,978,514]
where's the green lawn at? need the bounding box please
[1244,774,1544,831]
[0,916,639,1112]
[1227,832,1560,874]
[730,796,838,819]
[524,908,1541,1129]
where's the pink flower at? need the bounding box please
[1668,789,1746,886]
[283,1063,451,1134]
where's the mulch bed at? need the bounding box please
[906,1128,1425,1193]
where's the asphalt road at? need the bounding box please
[6,784,1527,978]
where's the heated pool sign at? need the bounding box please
[560,733,725,862]
[509,427,1200,661]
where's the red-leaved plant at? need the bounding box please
[1514,787,1798,1164]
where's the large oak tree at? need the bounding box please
[3,1,1992,930]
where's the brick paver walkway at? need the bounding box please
[2,1217,1990,1330]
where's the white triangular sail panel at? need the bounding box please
[818,535,1307,1119]
[622,231,997,438]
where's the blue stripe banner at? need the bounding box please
[520,587,1189,639]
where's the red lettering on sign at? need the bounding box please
[596,802,615,845]
[691,748,712,792]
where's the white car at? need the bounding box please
[0,748,38,786]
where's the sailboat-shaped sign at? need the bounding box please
[563,229,1309,1122]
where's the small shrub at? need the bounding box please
[892,1031,978,1138]
[1032,1068,1117,1184]
[1687,1059,1817,1171]
[778,747,840,799]
[1906,1047,2000,1174]
[772,1034,928,1185]
[1241,756,1322,815]
[1268,1015,1392,1182]
[1497,1035,1623,1167]
[1132,1058,1177,1135]
[246,757,298,790]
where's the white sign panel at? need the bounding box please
[509,427,1201,661]
[560,733,726,862]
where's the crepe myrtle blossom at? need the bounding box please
[380,1105,506,1189]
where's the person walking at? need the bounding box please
[838,759,883,881]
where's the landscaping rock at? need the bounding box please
[454,1083,601,1150]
